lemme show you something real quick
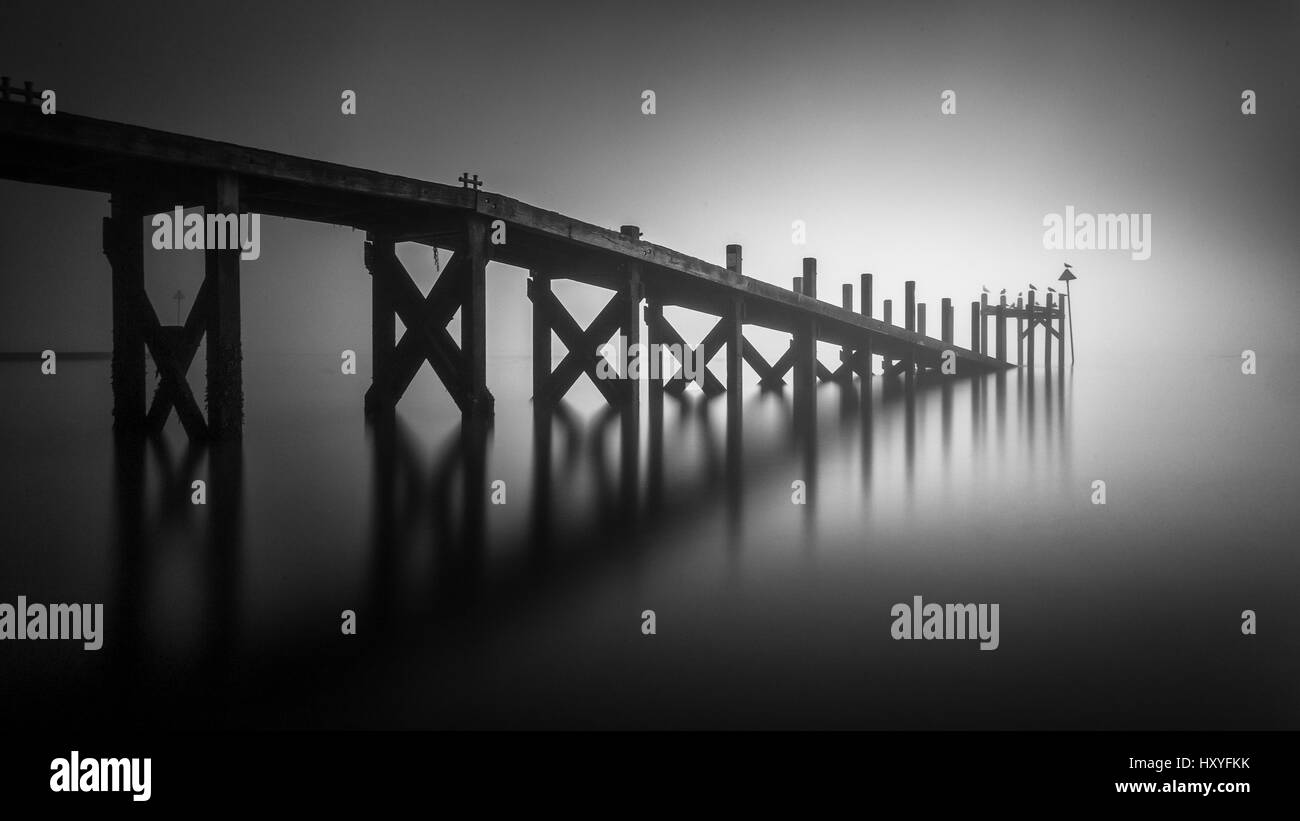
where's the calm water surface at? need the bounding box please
[0,353,1295,729]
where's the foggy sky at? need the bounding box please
[1,0,1296,362]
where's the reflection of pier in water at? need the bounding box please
[92,369,1068,727]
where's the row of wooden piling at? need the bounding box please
[725,243,1066,372]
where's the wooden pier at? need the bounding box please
[0,90,1016,440]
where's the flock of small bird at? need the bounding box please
[982,263,1074,301]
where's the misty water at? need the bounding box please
[1,353,1295,729]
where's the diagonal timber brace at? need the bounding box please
[365,219,495,419]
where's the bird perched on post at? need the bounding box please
[981,286,989,294]
[1028,284,1038,291]
[999,289,1007,296]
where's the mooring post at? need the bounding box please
[996,294,1007,362]
[803,257,817,299]
[367,230,396,417]
[206,172,242,438]
[970,301,980,355]
[941,298,953,345]
[1027,290,1037,369]
[883,299,893,326]
[793,275,803,295]
[531,268,551,404]
[105,191,147,430]
[1057,294,1067,371]
[726,243,743,276]
[917,303,927,338]
[860,274,873,378]
[1044,292,1054,373]
[1016,297,1025,365]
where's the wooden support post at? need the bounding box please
[1027,290,1036,369]
[904,282,917,376]
[941,297,953,345]
[859,274,873,379]
[1044,292,1054,373]
[996,294,1007,362]
[970,302,980,354]
[621,267,642,407]
[531,269,551,404]
[1017,297,1025,365]
[883,299,893,326]
[726,296,744,423]
[1058,294,1067,370]
[105,192,146,431]
[366,231,397,417]
[803,258,817,299]
[980,292,989,355]
[793,317,816,427]
[620,267,641,506]
[462,216,493,417]
[839,284,854,380]
[917,303,927,338]
[793,276,803,295]
[205,172,242,438]
[645,299,665,424]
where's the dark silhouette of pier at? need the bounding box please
[0,89,1028,442]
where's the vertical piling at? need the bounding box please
[206,172,243,438]
[883,299,893,326]
[995,294,1007,362]
[980,292,989,355]
[1044,292,1055,374]
[531,269,551,404]
[1027,290,1037,369]
[367,231,396,417]
[105,192,146,430]
[860,274,873,379]
[803,257,817,299]
[1016,297,1025,365]
[462,216,493,417]
[941,298,953,345]
[1057,294,1067,371]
